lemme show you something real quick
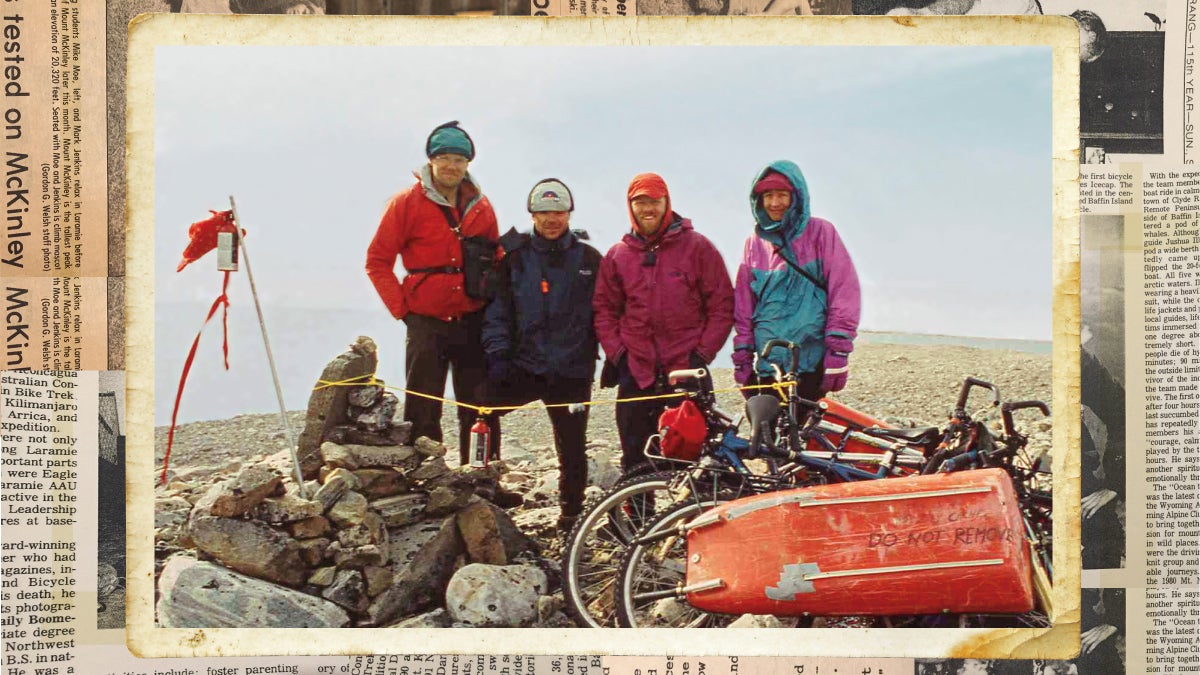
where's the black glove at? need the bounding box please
[600,353,625,389]
[689,351,708,369]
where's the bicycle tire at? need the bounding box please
[614,497,736,628]
[561,471,684,628]
[562,464,778,628]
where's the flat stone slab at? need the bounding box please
[188,514,309,587]
[321,442,421,472]
[371,493,428,528]
[157,556,349,628]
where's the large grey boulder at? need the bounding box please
[187,514,309,587]
[157,556,349,628]
[444,564,548,627]
[367,516,462,625]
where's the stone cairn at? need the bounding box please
[156,337,565,629]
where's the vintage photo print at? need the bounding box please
[125,14,1080,659]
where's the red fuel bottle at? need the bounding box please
[469,417,490,468]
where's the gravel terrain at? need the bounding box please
[155,341,1053,546]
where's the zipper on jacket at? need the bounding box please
[536,250,551,371]
[648,241,663,387]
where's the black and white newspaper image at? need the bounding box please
[97,371,126,630]
[2,0,1194,673]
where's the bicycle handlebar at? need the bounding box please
[760,339,800,375]
[955,377,1001,416]
[667,368,709,386]
[1001,400,1050,437]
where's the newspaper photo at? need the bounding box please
[0,0,1190,673]
[110,12,1081,661]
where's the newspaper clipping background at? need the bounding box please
[0,0,1176,673]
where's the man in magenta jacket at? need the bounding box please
[593,173,734,472]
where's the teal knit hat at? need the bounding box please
[426,120,475,160]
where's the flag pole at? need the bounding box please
[228,196,309,498]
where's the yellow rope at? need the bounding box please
[313,375,799,415]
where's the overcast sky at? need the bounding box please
[154,44,1053,340]
[151,44,1055,423]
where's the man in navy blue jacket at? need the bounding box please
[482,178,602,533]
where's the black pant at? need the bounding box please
[403,311,500,464]
[486,369,592,517]
[614,364,674,473]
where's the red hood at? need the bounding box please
[626,173,672,239]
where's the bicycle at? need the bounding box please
[924,383,1054,627]
[562,366,812,628]
[615,374,1053,629]
[610,341,938,628]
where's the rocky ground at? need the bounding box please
[153,341,1053,628]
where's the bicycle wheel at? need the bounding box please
[561,471,687,628]
[615,498,735,628]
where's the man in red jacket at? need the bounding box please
[366,121,501,465]
[593,173,735,473]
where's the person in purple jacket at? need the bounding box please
[594,173,735,472]
[732,160,861,400]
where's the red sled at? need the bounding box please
[683,468,1033,616]
[816,397,887,431]
[806,398,928,477]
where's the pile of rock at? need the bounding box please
[155,337,572,629]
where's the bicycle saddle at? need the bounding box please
[744,394,781,429]
[745,394,781,456]
[860,425,940,445]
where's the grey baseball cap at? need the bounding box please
[528,178,574,213]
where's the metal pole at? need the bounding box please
[228,196,309,498]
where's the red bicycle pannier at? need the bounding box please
[658,399,707,461]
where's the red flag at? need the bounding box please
[177,209,235,272]
[162,209,239,484]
